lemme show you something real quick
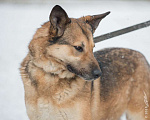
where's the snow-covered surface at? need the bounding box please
[0,1,150,120]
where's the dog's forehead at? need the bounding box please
[63,18,94,45]
[70,18,92,35]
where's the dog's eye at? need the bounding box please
[74,46,83,52]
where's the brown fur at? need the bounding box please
[20,5,150,120]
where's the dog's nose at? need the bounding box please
[93,69,102,79]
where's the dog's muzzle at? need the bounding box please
[67,64,102,81]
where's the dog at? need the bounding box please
[20,5,150,120]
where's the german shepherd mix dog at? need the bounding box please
[20,5,150,120]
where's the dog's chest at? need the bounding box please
[33,97,87,120]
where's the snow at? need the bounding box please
[0,1,150,120]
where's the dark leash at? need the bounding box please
[93,20,150,43]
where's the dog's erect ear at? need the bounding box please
[49,5,70,37]
[85,12,110,33]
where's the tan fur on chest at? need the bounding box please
[27,97,91,120]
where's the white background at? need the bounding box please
[0,1,150,120]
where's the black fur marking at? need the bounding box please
[57,38,70,45]
[25,60,30,74]
[48,37,70,45]
[25,61,38,88]
[48,37,59,45]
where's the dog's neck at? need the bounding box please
[30,53,76,79]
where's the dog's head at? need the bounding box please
[29,5,110,81]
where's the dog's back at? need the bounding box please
[94,48,150,120]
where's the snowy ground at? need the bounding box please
[0,1,150,120]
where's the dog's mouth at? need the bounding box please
[67,65,76,74]
[67,64,101,81]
